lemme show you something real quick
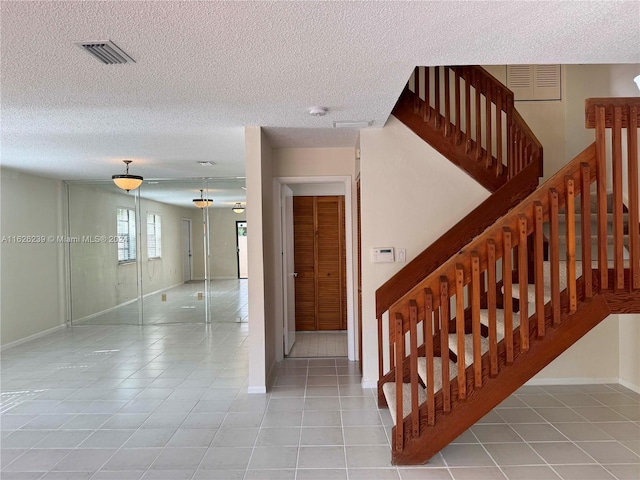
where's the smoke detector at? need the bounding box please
[75,40,135,65]
[308,106,328,117]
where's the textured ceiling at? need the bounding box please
[1,0,639,186]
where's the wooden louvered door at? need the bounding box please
[293,196,346,331]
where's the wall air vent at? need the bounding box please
[75,40,135,65]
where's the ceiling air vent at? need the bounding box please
[75,40,135,65]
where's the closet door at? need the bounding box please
[293,196,316,331]
[316,196,344,331]
[293,195,346,331]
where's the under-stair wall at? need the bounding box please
[376,95,640,464]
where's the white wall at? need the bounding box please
[272,147,355,177]
[359,116,491,386]
[1,168,65,346]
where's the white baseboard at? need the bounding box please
[72,281,185,324]
[618,378,640,394]
[361,380,377,389]
[247,386,267,394]
[525,377,620,386]
[0,324,66,351]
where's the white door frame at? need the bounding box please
[273,175,356,362]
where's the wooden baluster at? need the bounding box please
[465,68,472,153]
[389,311,395,371]
[496,90,504,176]
[455,69,462,145]
[549,189,561,325]
[424,289,435,425]
[444,67,451,137]
[581,163,593,298]
[434,66,441,129]
[471,253,482,388]
[508,123,515,179]
[409,300,419,438]
[377,314,384,380]
[506,95,514,178]
[475,72,483,161]
[612,106,624,290]
[595,105,608,290]
[424,67,431,123]
[455,265,466,399]
[394,312,404,453]
[534,202,545,337]
[502,227,514,364]
[439,277,451,412]
[565,176,577,313]
[487,239,498,376]
[485,78,493,169]
[518,215,529,352]
[517,127,524,175]
[628,105,640,290]
[413,67,420,114]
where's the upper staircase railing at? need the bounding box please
[377,97,640,464]
[377,66,543,353]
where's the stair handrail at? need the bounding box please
[377,65,543,379]
[381,97,640,464]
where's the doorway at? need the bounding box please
[182,218,193,282]
[274,176,355,362]
[236,221,248,279]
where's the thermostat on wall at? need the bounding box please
[371,247,395,263]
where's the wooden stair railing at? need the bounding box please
[394,65,543,192]
[377,98,640,465]
[377,66,544,354]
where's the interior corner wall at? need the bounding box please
[359,116,490,386]
[619,314,640,392]
[246,126,275,393]
[210,207,248,279]
[1,168,65,346]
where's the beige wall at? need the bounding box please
[359,116,491,386]
[187,207,248,280]
[247,126,272,392]
[1,168,65,346]
[67,183,193,321]
[272,147,355,177]
[619,314,640,390]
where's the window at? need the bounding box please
[117,207,136,263]
[147,213,161,258]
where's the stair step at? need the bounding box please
[416,357,457,391]
[382,381,427,426]
[448,333,489,365]
[509,261,583,303]
[479,309,521,340]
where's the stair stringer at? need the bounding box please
[391,285,611,465]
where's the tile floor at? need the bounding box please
[75,279,248,325]
[1,322,639,479]
[287,332,348,358]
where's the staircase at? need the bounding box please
[376,72,640,464]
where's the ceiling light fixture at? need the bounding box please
[308,106,328,116]
[634,74,640,91]
[112,160,143,191]
[193,189,213,208]
[232,202,245,214]
[198,161,216,167]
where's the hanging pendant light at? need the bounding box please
[232,202,245,214]
[193,189,213,208]
[112,160,143,191]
